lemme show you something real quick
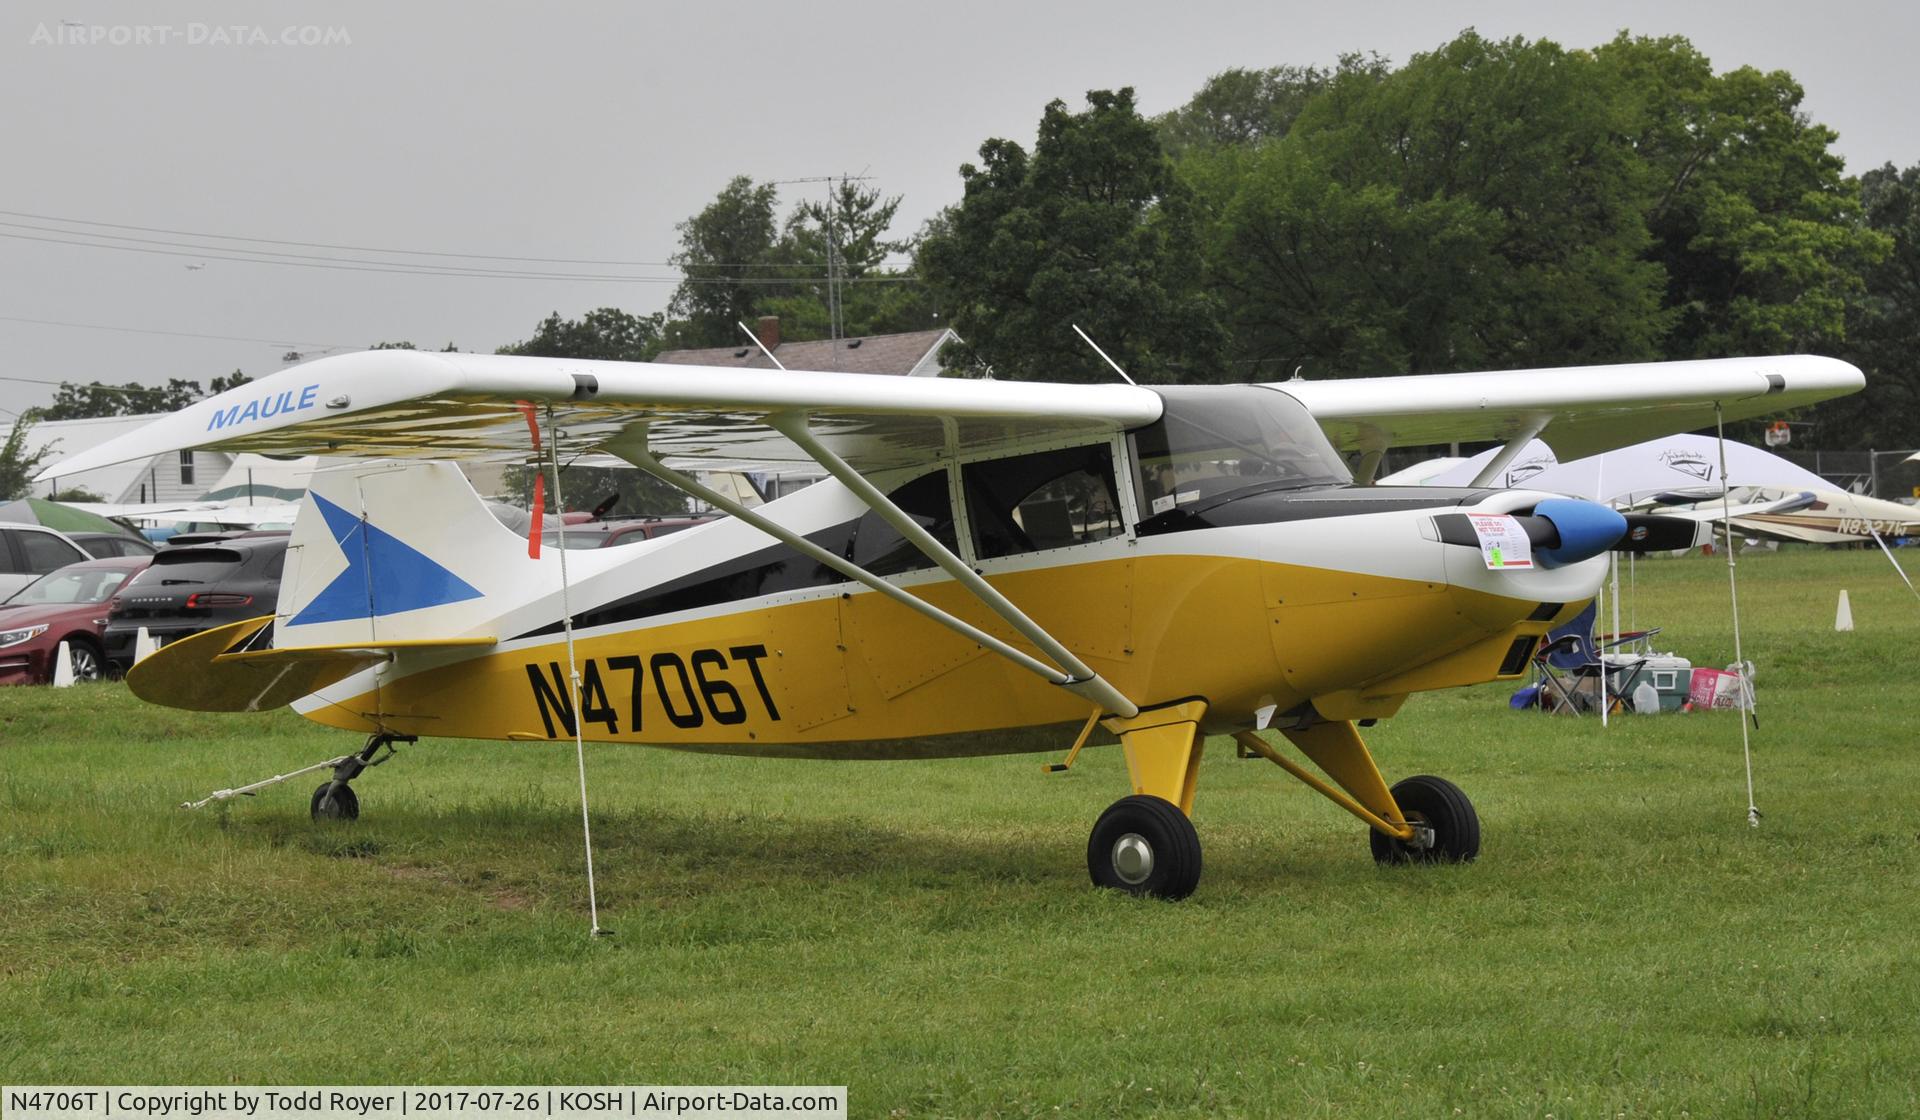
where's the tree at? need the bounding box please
[496,309,683,515]
[1595,34,1889,358]
[668,176,782,347]
[39,378,205,420]
[209,370,253,395]
[1814,163,1920,449]
[1190,33,1668,376]
[760,180,939,339]
[35,369,259,420]
[918,88,1227,383]
[0,411,53,500]
[786,179,909,279]
[1155,62,1373,156]
[497,308,664,363]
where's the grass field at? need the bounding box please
[3,549,1917,1117]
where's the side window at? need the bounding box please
[849,471,958,577]
[0,530,19,574]
[22,532,85,574]
[963,444,1124,560]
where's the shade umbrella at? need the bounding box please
[0,497,138,536]
[1417,434,1829,504]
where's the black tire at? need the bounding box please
[65,638,105,682]
[1371,774,1479,864]
[1088,794,1203,899]
[310,782,359,821]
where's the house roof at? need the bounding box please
[655,328,954,376]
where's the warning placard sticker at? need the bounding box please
[1467,513,1534,569]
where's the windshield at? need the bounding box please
[6,566,134,605]
[1132,386,1350,515]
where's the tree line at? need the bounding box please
[664,30,1919,449]
[10,28,1917,500]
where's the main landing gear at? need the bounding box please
[1081,701,1478,899]
[1368,774,1480,864]
[1088,794,1203,899]
[310,733,413,821]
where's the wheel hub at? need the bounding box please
[1111,833,1155,885]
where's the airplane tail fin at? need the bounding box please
[277,460,529,647]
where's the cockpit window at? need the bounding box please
[1131,386,1350,516]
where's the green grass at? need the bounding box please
[3,549,1917,1117]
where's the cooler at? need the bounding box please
[1605,654,1693,712]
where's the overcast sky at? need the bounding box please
[3,0,1914,419]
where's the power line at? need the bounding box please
[0,313,345,350]
[0,373,228,392]
[0,208,915,273]
[0,228,921,285]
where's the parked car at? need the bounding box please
[64,531,159,560]
[537,514,719,550]
[103,536,289,670]
[0,555,152,684]
[0,523,91,598]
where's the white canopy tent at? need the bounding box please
[1406,434,1831,503]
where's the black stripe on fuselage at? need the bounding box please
[1137,485,1496,535]
[512,520,857,642]
[513,485,1501,641]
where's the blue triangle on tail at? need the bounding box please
[290,492,483,626]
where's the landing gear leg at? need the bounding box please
[310,733,414,821]
[1088,700,1209,899]
[1232,722,1480,864]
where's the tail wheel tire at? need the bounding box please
[310,782,359,821]
[1371,774,1479,864]
[1088,794,1203,899]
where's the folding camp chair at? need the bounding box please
[1528,603,1651,716]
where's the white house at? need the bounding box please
[12,414,233,503]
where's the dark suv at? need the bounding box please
[103,535,289,670]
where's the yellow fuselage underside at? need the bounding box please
[296,554,1562,758]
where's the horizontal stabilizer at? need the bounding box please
[125,615,494,712]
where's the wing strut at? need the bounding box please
[609,421,1139,719]
[1469,416,1551,487]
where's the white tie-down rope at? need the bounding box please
[1715,405,1760,828]
[546,406,606,936]
[1866,526,1920,602]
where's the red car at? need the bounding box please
[0,555,151,685]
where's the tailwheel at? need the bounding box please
[1088,795,1203,899]
[304,733,408,822]
[1370,774,1479,864]
[310,782,359,821]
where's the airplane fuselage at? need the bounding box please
[293,479,1604,757]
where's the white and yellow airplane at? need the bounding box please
[1643,486,1920,545]
[43,350,1863,898]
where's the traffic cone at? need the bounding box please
[134,626,157,663]
[1835,590,1854,632]
[52,641,75,687]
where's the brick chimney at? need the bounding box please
[755,315,781,354]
